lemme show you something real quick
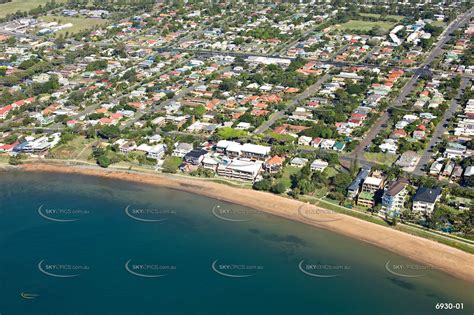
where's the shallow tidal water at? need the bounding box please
[0,171,473,315]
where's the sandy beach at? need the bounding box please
[6,162,474,283]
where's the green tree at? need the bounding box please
[332,173,352,195]
[253,179,272,191]
[270,182,287,194]
[97,155,111,168]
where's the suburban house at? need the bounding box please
[412,187,442,214]
[0,105,12,120]
[430,160,444,176]
[172,142,193,157]
[147,144,167,160]
[289,157,308,167]
[119,141,137,154]
[310,159,328,172]
[396,151,419,170]
[264,155,284,173]
[184,148,208,165]
[298,135,312,146]
[444,143,467,159]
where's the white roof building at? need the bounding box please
[310,159,328,172]
[464,166,474,177]
[226,142,243,155]
[217,159,263,181]
[241,143,271,157]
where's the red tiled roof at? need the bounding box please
[266,155,285,165]
[0,105,13,115]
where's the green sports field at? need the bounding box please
[0,0,67,18]
[337,20,396,33]
[359,13,405,22]
[41,16,107,35]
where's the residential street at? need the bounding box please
[412,76,470,175]
[254,72,331,134]
[349,8,474,162]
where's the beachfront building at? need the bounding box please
[348,168,370,199]
[354,175,384,207]
[241,143,271,161]
[264,156,284,173]
[184,149,208,165]
[202,156,220,171]
[119,141,137,154]
[361,176,384,193]
[412,187,442,214]
[215,140,271,161]
[216,140,233,153]
[13,133,61,155]
[381,178,409,217]
[225,142,243,158]
[147,144,167,160]
[173,142,194,157]
[217,160,263,181]
[357,191,375,208]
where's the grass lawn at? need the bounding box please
[364,152,398,166]
[41,16,107,36]
[314,188,328,198]
[359,13,404,22]
[0,154,9,164]
[323,166,338,178]
[216,127,247,140]
[48,136,95,160]
[430,20,447,28]
[0,0,67,18]
[208,178,253,189]
[277,166,300,188]
[337,20,396,33]
[162,156,183,173]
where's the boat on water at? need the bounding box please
[20,292,39,300]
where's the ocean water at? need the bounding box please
[0,171,473,315]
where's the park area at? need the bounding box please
[41,16,108,35]
[48,136,96,160]
[337,20,397,34]
[0,0,66,18]
[359,13,405,22]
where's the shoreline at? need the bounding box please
[4,162,474,284]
